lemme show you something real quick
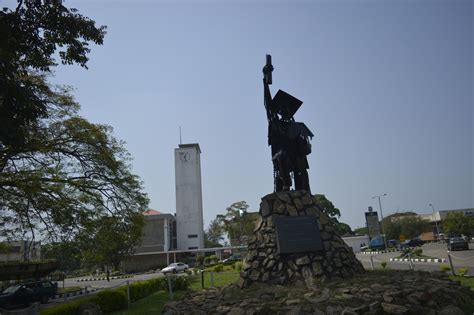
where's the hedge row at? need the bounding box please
[40,275,190,315]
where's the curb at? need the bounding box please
[360,250,397,255]
[53,288,97,300]
[76,275,132,282]
[389,258,446,263]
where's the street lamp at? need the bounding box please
[429,203,440,242]
[372,193,388,249]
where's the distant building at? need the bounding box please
[174,143,204,250]
[387,208,474,241]
[135,210,177,254]
[0,241,41,262]
[122,209,177,272]
[122,143,206,272]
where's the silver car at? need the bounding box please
[161,262,189,274]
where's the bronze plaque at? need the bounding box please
[275,216,323,254]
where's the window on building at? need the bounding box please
[188,234,198,238]
[188,246,198,250]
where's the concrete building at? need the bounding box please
[122,209,177,272]
[135,210,177,254]
[174,143,204,250]
[122,143,206,272]
[0,241,41,262]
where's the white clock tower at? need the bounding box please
[174,143,204,250]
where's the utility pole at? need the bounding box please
[372,193,388,250]
[429,203,440,242]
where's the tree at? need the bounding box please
[382,215,430,240]
[216,201,258,246]
[204,218,224,247]
[78,214,144,270]
[0,75,149,245]
[443,212,474,239]
[335,222,353,236]
[42,242,82,274]
[399,216,430,239]
[313,194,352,235]
[1,1,106,148]
[313,194,341,219]
[353,227,368,235]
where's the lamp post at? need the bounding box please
[429,203,440,242]
[372,193,388,249]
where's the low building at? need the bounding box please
[0,241,41,262]
[122,209,177,272]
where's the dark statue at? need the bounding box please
[263,55,314,193]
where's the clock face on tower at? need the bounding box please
[180,152,191,162]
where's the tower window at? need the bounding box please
[188,234,198,238]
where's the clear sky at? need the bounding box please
[15,0,473,230]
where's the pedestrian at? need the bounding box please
[106,269,110,282]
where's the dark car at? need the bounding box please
[400,238,424,249]
[448,237,469,251]
[0,280,57,309]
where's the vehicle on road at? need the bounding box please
[0,280,57,309]
[447,237,469,251]
[369,236,386,250]
[400,238,424,249]
[161,262,189,274]
[222,255,241,263]
[387,239,398,248]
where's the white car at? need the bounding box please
[161,262,189,274]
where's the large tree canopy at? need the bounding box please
[216,201,258,246]
[0,75,148,243]
[0,0,106,148]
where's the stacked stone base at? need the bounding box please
[239,191,364,288]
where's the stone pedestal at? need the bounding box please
[239,191,364,288]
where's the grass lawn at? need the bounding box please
[113,290,187,315]
[189,270,240,290]
[449,275,474,314]
[112,271,240,314]
[449,275,474,290]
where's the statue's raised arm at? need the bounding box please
[261,55,314,193]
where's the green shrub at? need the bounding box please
[457,268,468,277]
[95,290,128,313]
[197,255,205,265]
[235,262,243,272]
[413,248,423,256]
[209,255,218,264]
[204,257,212,265]
[213,264,224,272]
[40,296,97,315]
[440,264,451,272]
[41,276,190,315]
[381,262,387,269]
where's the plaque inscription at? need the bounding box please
[275,216,323,254]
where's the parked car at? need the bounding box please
[0,280,57,309]
[447,237,469,251]
[387,239,398,248]
[400,238,424,249]
[222,255,241,263]
[161,262,189,274]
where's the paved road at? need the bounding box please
[356,242,474,275]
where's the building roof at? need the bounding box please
[178,143,201,153]
[144,209,162,216]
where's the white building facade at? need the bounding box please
[174,143,204,250]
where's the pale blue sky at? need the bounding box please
[10,0,473,229]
